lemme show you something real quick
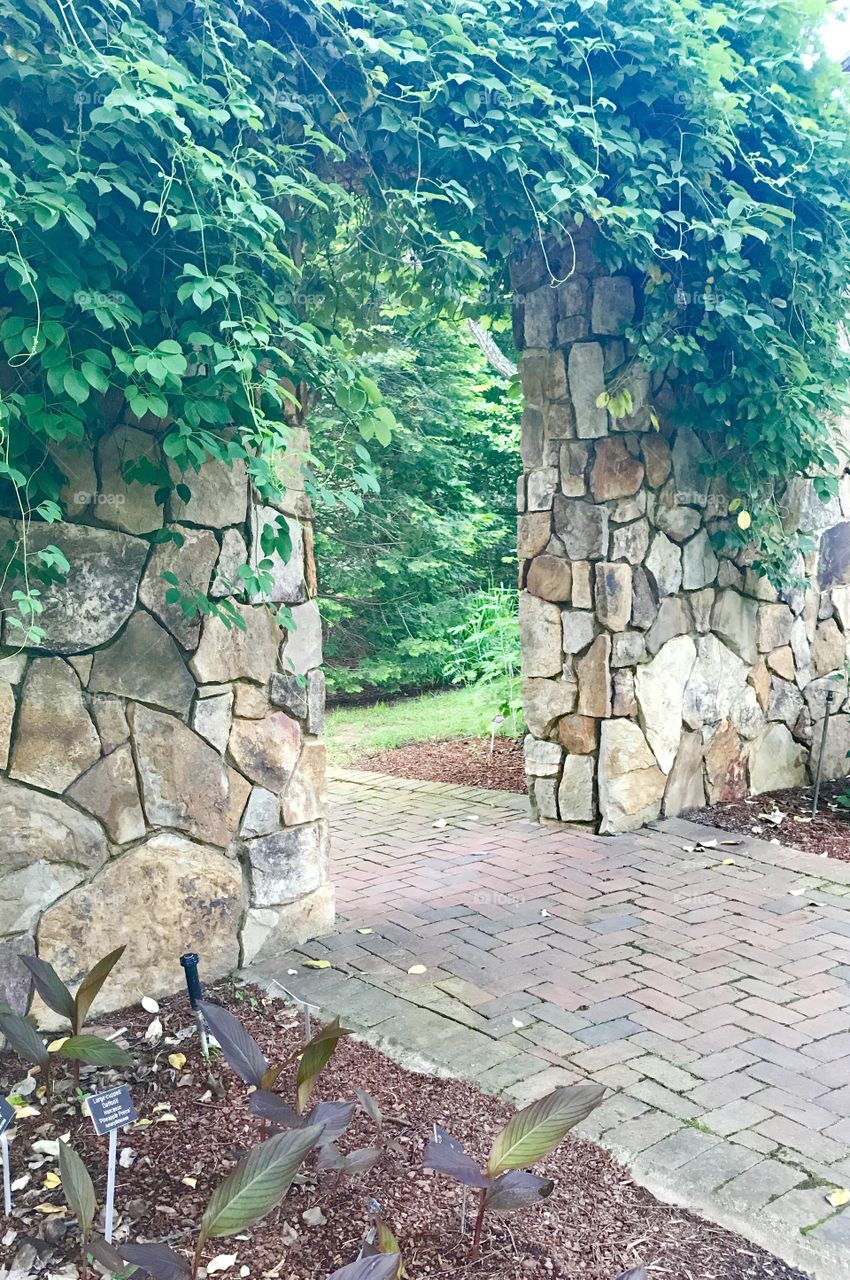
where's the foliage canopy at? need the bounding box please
[0,0,849,611]
[314,318,519,695]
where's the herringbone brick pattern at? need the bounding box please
[250,768,850,1274]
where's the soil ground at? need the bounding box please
[0,986,810,1280]
[693,780,850,862]
[356,737,527,793]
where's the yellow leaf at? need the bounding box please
[13,1104,40,1118]
[827,1187,850,1207]
[168,1053,187,1070]
[35,1203,66,1215]
[132,1118,153,1128]
[303,959,331,969]
[43,1171,61,1190]
[182,1176,197,1189]
[737,510,752,530]
[407,964,427,975]
[356,928,373,935]
[47,1038,68,1053]
[722,857,736,865]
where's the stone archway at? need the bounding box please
[4,225,850,1019]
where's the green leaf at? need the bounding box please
[486,1084,605,1175]
[59,1140,96,1234]
[81,361,109,392]
[56,1034,132,1067]
[296,1017,351,1113]
[200,1124,323,1241]
[329,1256,401,1280]
[484,1169,554,1211]
[118,1242,189,1279]
[73,945,126,1032]
[196,1000,269,1087]
[63,369,91,405]
[0,1011,49,1066]
[19,955,76,1023]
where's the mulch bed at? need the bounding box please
[693,780,850,862]
[355,738,527,794]
[0,984,810,1280]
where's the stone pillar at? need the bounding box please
[0,426,330,1017]
[515,229,850,833]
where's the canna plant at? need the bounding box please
[115,1124,324,1280]
[19,946,127,1087]
[0,1008,131,1120]
[199,999,354,1147]
[424,1083,605,1259]
[59,1139,97,1280]
[196,998,296,1092]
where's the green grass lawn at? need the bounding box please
[326,681,521,766]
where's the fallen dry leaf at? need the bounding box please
[168,1053,187,1070]
[407,964,427,975]
[302,959,331,970]
[827,1187,850,1208]
[207,1253,238,1274]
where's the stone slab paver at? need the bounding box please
[247,768,850,1279]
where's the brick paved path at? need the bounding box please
[248,768,850,1278]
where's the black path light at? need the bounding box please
[811,689,836,819]
[180,953,209,1060]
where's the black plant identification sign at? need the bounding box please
[87,1084,137,1135]
[0,1097,14,1136]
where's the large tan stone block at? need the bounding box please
[37,835,243,1019]
[10,659,100,793]
[598,718,665,833]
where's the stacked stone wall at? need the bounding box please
[516,230,850,833]
[0,426,330,1018]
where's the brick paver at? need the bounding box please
[248,768,850,1278]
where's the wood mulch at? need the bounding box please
[693,780,850,862]
[355,738,527,793]
[0,984,810,1280]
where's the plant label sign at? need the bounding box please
[0,1095,13,1215]
[87,1085,137,1244]
[87,1084,137,1135]
[0,1096,13,1137]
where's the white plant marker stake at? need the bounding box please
[104,1127,117,1242]
[269,980,317,1040]
[87,1085,137,1244]
[0,1097,15,1216]
[1,1134,10,1216]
